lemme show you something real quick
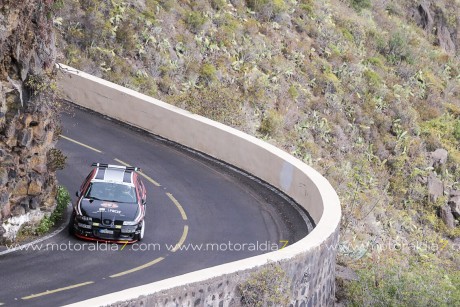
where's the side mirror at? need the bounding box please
[76,191,81,197]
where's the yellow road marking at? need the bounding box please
[171,225,189,253]
[114,158,161,187]
[21,281,94,300]
[60,135,102,153]
[109,257,165,278]
[166,193,188,220]
[109,226,188,276]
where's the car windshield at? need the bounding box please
[85,182,137,203]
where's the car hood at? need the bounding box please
[80,198,139,222]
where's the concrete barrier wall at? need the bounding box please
[58,65,341,307]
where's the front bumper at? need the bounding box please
[71,221,141,243]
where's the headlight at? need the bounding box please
[123,221,138,226]
[77,215,92,222]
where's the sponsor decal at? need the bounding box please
[97,207,122,214]
[101,202,119,208]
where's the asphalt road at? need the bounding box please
[0,104,312,306]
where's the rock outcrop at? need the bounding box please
[427,172,444,203]
[426,149,460,228]
[449,191,460,220]
[440,205,455,229]
[430,148,448,169]
[0,0,58,242]
[411,2,459,55]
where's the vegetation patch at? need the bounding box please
[18,186,71,238]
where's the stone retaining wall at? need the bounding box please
[0,1,58,243]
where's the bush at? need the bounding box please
[363,69,382,88]
[185,11,207,33]
[299,0,315,16]
[387,31,412,64]
[288,84,299,99]
[36,186,70,235]
[365,56,384,68]
[211,0,226,10]
[259,109,283,137]
[53,186,71,224]
[115,20,137,55]
[35,217,54,236]
[350,0,371,12]
[453,120,460,142]
[200,63,217,83]
[246,0,287,20]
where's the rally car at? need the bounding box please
[69,163,147,243]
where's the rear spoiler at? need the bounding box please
[91,162,141,172]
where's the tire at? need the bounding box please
[68,213,75,235]
[68,224,74,235]
[136,220,145,241]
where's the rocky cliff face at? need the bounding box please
[0,0,58,242]
[411,1,459,54]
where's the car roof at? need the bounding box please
[90,164,138,186]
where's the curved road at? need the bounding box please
[0,104,311,306]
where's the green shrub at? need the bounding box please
[36,217,54,236]
[247,0,286,12]
[299,0,314,16]
[115,20,137,55]
[454,120,460,142]
[364,69,382,87]
[185,11,207,33]
[131,71,158,97]
[36,186,71,235]
[200,63,217,83]
[259,109,283,137]
[246,0,287,20]
[342,28,354,42]
[53,186,71,224]
[64,44,83,66]
[211,0,226,10]
[365,56,384,68]
[387,31,412,64]
[145,0,159,12]
[288,84,299,99]
[51,0,64,10]
[350,0,371,12]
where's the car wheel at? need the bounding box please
[68,214,75,235]
[136,220,145,241]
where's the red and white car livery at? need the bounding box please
[69,163,147,243]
